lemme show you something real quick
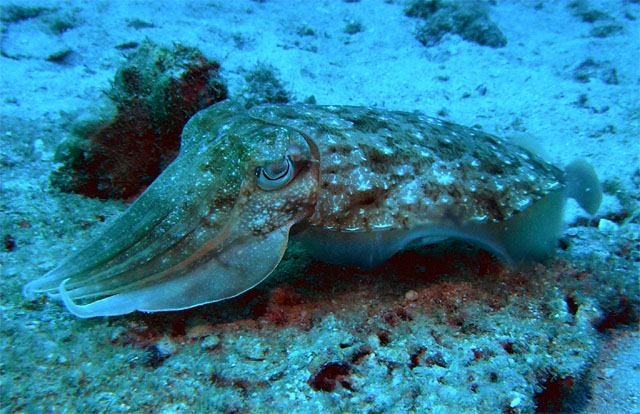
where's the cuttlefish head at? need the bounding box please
[23,101,319,317]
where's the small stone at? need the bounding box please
[405,290,418,301]
[367,334,381,349]
[33,139,52,161]
[566,227,579,237]
[201,335,221,350]
[186,322,215,340]
[598,218,619,233]
[602,368,615,378]
[109,326,127,342]
[155,336,176,356]
[510,396,522,408]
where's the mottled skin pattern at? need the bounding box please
[250,104,564,231]
[23,100,589,318]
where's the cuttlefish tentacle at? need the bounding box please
[24,101,319,317]
[24,101,601,318]
[60,225,292,317]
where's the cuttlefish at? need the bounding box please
[23,100,602,318]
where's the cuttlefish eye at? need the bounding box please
[255,155,294,191]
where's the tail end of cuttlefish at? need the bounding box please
[483,159,602,262]
[564,159,602,216]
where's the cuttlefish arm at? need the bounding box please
[23,101,319,317]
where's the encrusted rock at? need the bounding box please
[51,39,227,200]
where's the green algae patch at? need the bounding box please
[0,4,50,23]
[241,62,292,109]
[405,0,507,48]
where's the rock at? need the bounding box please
[598,218,619,233]
[50,39,227,200]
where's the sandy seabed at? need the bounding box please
[1,1,639,413]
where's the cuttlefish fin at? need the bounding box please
[482,159,602,261]
[564,159,602,216]
[60,225,291,318]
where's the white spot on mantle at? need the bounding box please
[435,171,455,185]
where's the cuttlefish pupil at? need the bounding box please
[23,100,602,318]
[256,155,295,191]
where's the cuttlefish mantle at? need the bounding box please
[23,101,602,318]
